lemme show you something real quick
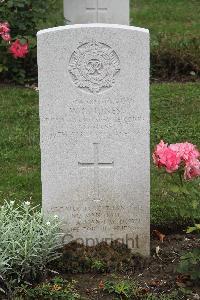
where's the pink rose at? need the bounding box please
[153,140,200,181]
[9,39,29,58]
[170,142,199,162]
[0,22,11,42]
[1,32,11,41]
[153,140,181,173]
[184,158,200,180]
[153,140,168,166]
[0,22,10,35]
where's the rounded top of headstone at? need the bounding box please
[37,24,149,36]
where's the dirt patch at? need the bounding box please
[54,233,200,299]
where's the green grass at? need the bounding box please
[0,87,40,204]
[0,83,200,226]
[131,0,200,36]
[130,0,200,79]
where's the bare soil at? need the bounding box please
[56,233,200,299]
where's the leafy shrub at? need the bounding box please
[102,279,189,299]
[15,277,81,300]
[0,201,61,295]
[103,279,139,299]
[178,224,200,281]
[178,249,200,281]
[0,0,58,84]
[90,259,106,273]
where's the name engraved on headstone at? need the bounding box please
[41,96,145,140]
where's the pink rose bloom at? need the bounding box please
[184,158,200,180]
[170,142,200,162]
[153,140,181,173]
[153,140,168,167]
[1,32,11,41]
[0,22,11,42]
[9,39,29,58]
[0,22,10,34]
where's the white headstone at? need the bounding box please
[37,24,150,256]
[64,0,129,25]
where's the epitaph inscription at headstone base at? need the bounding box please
[37,24,150,256]
[64,0,130,25]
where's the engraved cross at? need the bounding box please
[78,143,114,202]
[86,0,108,22]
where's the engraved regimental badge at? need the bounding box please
[68,41,120,94]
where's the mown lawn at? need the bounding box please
[131,0,200,80]
[0,83,199,227]
[131,0,200,36]
[0,87,40,204]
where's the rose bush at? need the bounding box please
[153,140,200,281]
[0,22,29,59]
[0,0,57,84]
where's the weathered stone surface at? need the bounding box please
[37,24,150,256]
[64,0,129,25]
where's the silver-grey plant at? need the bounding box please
[0,200,62,289]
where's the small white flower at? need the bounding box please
[46,221,51,226]
[10,201,15,205]
[25,201,30,206]
[54,215,58,219]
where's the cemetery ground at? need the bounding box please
[0,0,199,299]
[0,82,200,299]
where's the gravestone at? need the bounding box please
[64,0,129,25]
[37,24,150,256]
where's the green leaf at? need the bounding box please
[169,184,181,193]
[186,226,197,233]
[179,186,190,195]
[192,200,199,209]
[195,224,200,230]
[19,38,27,45]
